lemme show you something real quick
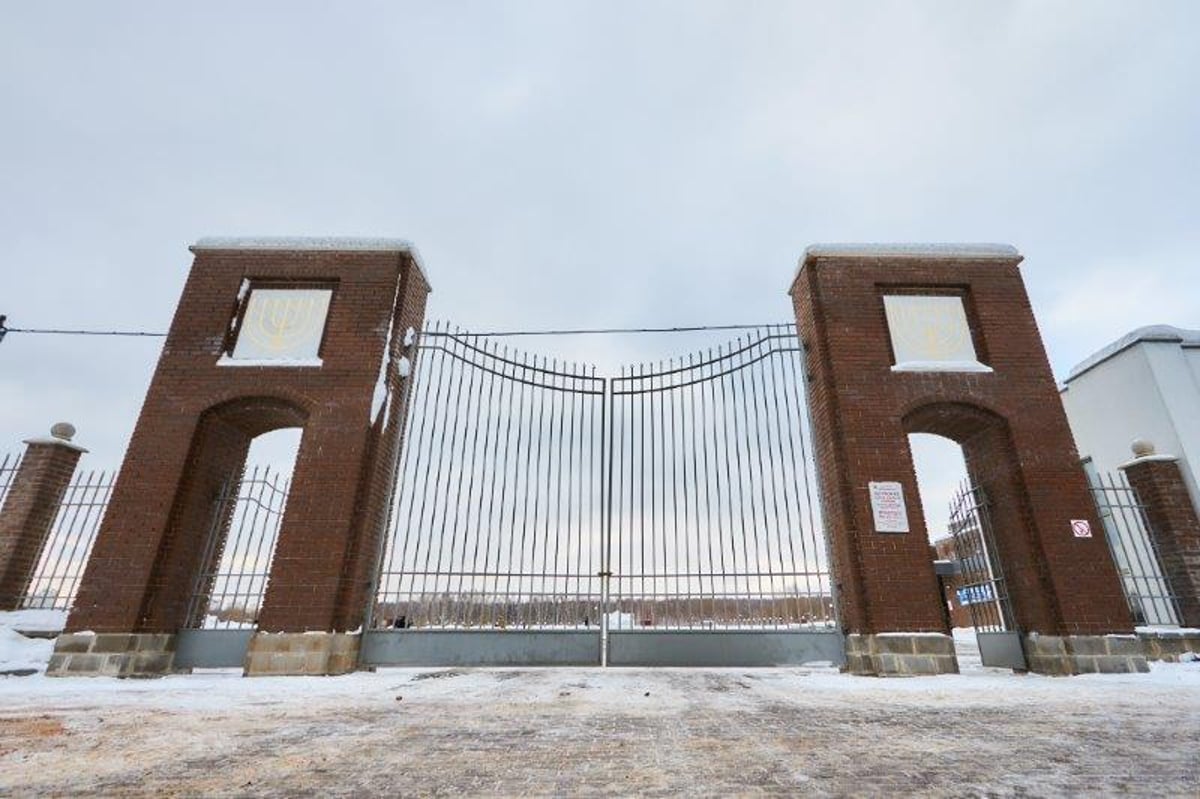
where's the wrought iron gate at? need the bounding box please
[175,466,291,668]
[363,323,841,667]
[947,481,1026,670]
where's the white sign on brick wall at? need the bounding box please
[1071,519,1092,538]
[869,481,909,533]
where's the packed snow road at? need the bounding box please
[1,662,1198,797]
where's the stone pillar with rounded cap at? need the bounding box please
[1121,439,1200,629]
[0,424,87,609]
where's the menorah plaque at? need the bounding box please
[882,294,980,367]
[229,288,333,363]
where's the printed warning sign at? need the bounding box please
[1071,519,1092,538]
[869,481,909,533]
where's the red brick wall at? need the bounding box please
[1122,457,1200,627]
[0,441,84,609]
[791,252,1132,636]
[67,247,430,634]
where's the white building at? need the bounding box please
[1061,325,1200,509]
[1060,325,1200,627]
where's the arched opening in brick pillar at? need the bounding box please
[188,426,303,632]
[908,432,970,627]
[902,402,1060,643]
[137,396,308,633]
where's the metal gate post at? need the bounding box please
[600,375,612,666]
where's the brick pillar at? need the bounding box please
[0,424,86,609]
[47,239,431,678]
[1121,442,1200,628]
[790,244,1142,676]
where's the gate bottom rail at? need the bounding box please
[360,628,846,668]
[608,629,845,667]
[361,629,601,667]
[174,628,255,669]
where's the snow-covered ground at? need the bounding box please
[0,610,63,675]
[2,617,1198,795]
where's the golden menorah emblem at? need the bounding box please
[241,290,328,356]
[888,296,974,362]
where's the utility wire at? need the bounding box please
[422,323,793,338]
[0,319,793,341]
[4,327,167,337]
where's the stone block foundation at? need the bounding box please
[1137,630,1200,662]
[1022,634,1149,674]
[46,633,176,677]
[242,632,360,676]
[844,633,959,676]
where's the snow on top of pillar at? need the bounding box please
[189,237,430,285]
[804,243,1020,260]
[790,243,1021,294]
[191,236,416,252]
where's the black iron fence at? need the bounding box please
[1087,468,1181,627]
[20,467,114,613]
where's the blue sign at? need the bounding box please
[956,583,996,606]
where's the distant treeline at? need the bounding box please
[373,594,835,628]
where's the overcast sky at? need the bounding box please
[2,2,1198,538]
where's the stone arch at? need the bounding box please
[137,395,310,632]
[901,401,1061,634]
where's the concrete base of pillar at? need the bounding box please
[844,633,959,676]
[242,632,360,676]
[1136,630,1200,662]
[1022,634,1149,675]
[45,633,175,677]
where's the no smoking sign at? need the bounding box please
[1071,519,1092,538]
